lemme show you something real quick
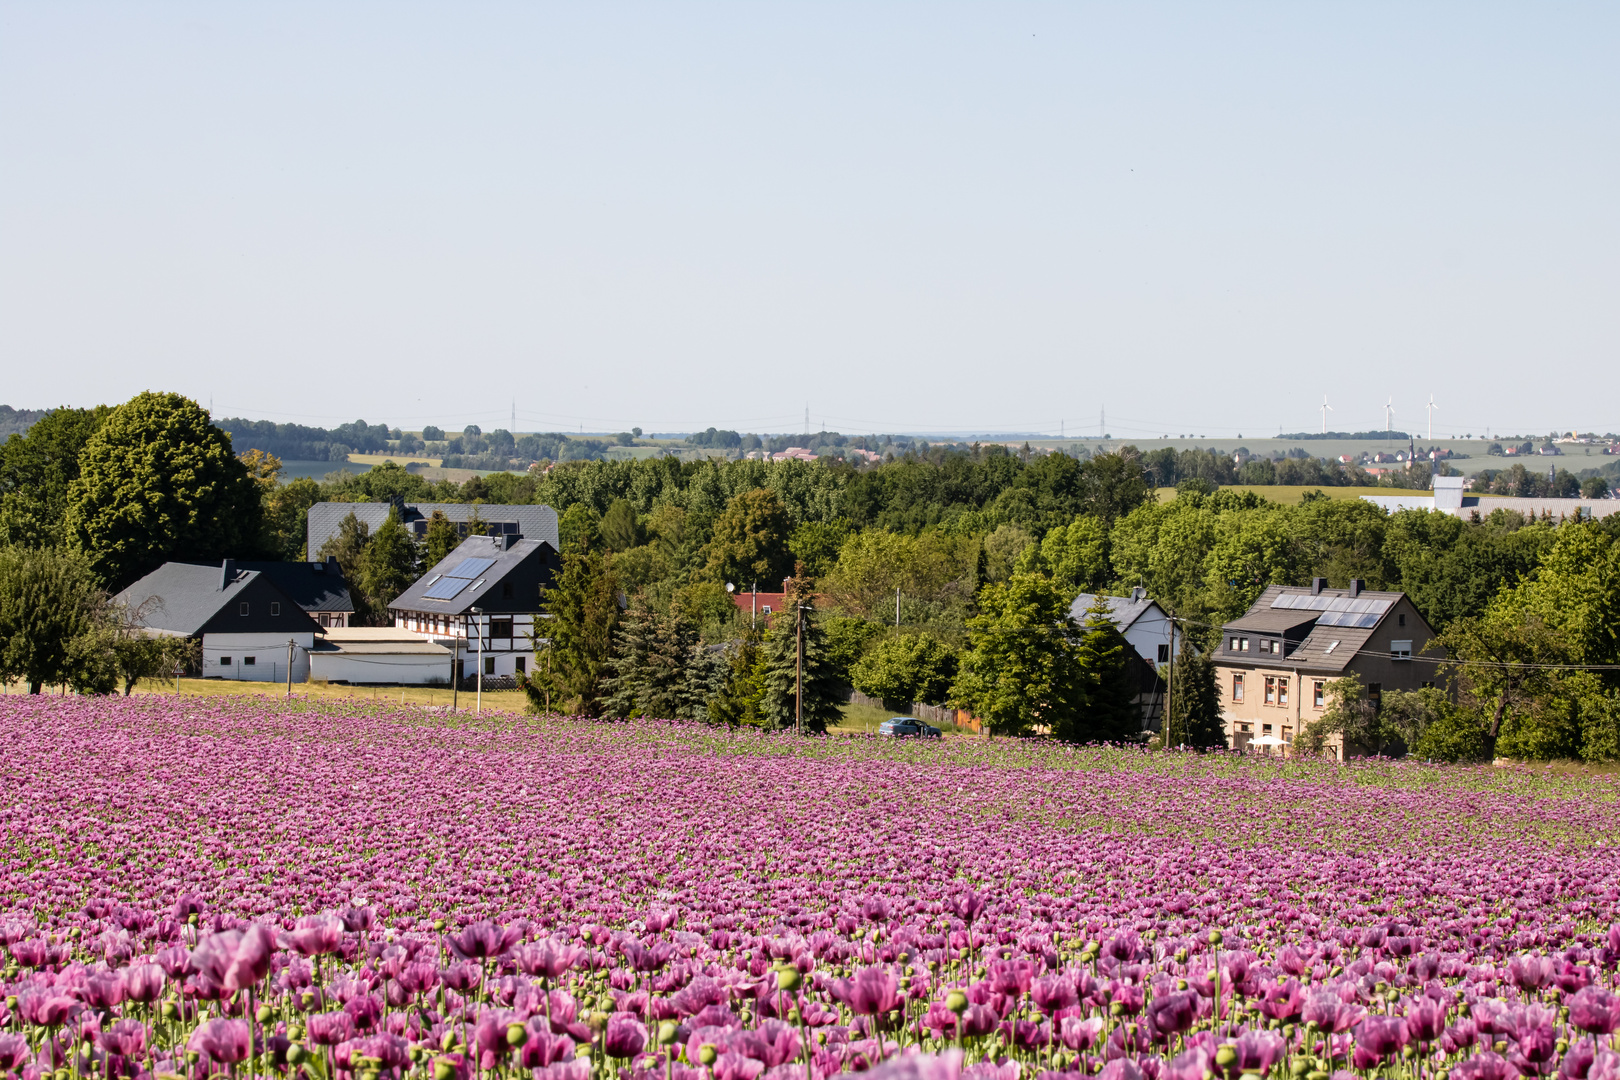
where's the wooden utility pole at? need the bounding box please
[286,639,295,698]
[1163,613,1176,747]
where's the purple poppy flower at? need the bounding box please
[604,1012,647,1059]
[122,963,166,1004]
[96,1019,149,1058]
[190,924,276,993]
[1571,987,1620,1035]
[1352,1016,1408,1068]
[307,1010,354,1045]
[520,1026,575,1069]
[516,940,584,980]
[188,1018,252,1064]
[1031,974,1077,1014]
[1452,1052,1517,1080]
[80,972,124,1009]
[830,966,902,1016]
[1149,990,1199,1037]
[1096,1060,1144,1080]
[1257,978,1303,1023]
[283,915,345,957]
[0,1034,33,1071]
[861,1050,963,1080]
[447,920,524,961]
[1059,1016,1104,1052]
[1405,1000,1447,1043]
[959,1003,998,1038]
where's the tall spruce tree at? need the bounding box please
[1059,594,1142,743]
[360,510,419,620]
[601,600,703,719]
[1163,633,1226,749]
[522,545,619,717]
[758,571,843,733]
[420,509,461,569]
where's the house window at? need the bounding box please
[1398,613,1407,627]
[1313,680,1325,708]
[1240,723,1252,733]
[1278,678,1288,705]
[502,582,514,598]
[219,657,232,665]
[243,656,256,666]
[1264,676,1276,704]
[1158,644,1170,663]
[515,656,526,674]
[1391,640,1412,661]
[1239,638,1249,652]
[491,618,514,639]
[484,657,496,675]
[1282,728,1293,743]
[1262,724,1272,735]
[1369,683,1383,710]
[239,602,249,616]
[271,602,281,616]
[1232,673,1244,701]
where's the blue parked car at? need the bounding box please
[877,717,942,738]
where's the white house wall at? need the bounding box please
[1123,610,1180,668]
[309,653,451,686]
[202,632,315,683]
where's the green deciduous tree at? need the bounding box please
[0,546,107,693]
[0,405,111,547]
[850,633,958,707]
[599,498,643,553]
[317,512,376,622]
[704,488,794,590]
[67,393,263,588]
[1038,515,1109,599]
[953,572,1086,737]
[261,477,322,561]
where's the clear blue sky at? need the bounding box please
[2,3,1615,439]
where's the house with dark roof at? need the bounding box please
[218,559,355,627]
[1215,579,1442,758]
[116,560,321,682]
[306,499,559,560]
[1069,587,1181,667]
[387,533,562,685]
[1069,587,1181,733]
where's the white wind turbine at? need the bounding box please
[1384,397,1395,435]
[1426,394,1439,441]
[1320,396,1333,434]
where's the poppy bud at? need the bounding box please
[1109,1002,1123,1017]
[433,920,446,932]
[162,1002,180,1021]
[1557,1040,1569,1054]
[787,1009,801,1024]
[699,1046,717,1066]
[1215,1047,1238,1070]
[1288,1060,1308,1078]
[288,1046,308,1065]
[1239,1074,1260,1080]
[433,1058,457,1080]
[657,1023,677,1047]
[1307,1073,1329,1080]
[777,968,802,992]
[1208,930,1223,947]
[1174,949,1187,964]
[256,1005,273,1023]
[506,1024,528,1048]
[290,1025,305,1041]
[588,1012,609,1034]
[1177,979,1188,991]
[595,995,613,1012]
[575,1045,591,1059]
[946,991,968,1015]
[441,1032,456,1051]
[1084,941,1100,954]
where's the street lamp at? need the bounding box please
[470,606,484,714]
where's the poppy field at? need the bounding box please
[2,697,1619,1080]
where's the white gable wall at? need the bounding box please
[202,632,315,682]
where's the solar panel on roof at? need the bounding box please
[423,577,471,600]
[444,557,495,579]
[1317,610,1382,628]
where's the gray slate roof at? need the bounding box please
[387,533,558,617]
[1222,583,1423,674]
[116,562,319,637]
[1069,589,1160,629]
[220,560,353,613]
[306,502,559,559]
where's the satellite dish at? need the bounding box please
[726,582,736,593]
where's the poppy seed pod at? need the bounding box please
[776,968,801,992]
[506,1023,528,1048]
[1215,1046,1238,1069]
[699,1045,718,1066]
[946,991,968,1014]
[657,1022,677,1046]
[1209,930,1224,947]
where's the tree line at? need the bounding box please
[2,391,1616,763]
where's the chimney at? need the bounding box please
[1131,586,1145,602]
[220,559,237,590]
[501,533,519,551]
[1349,578,1364,597]
[1312,577,1326,595]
